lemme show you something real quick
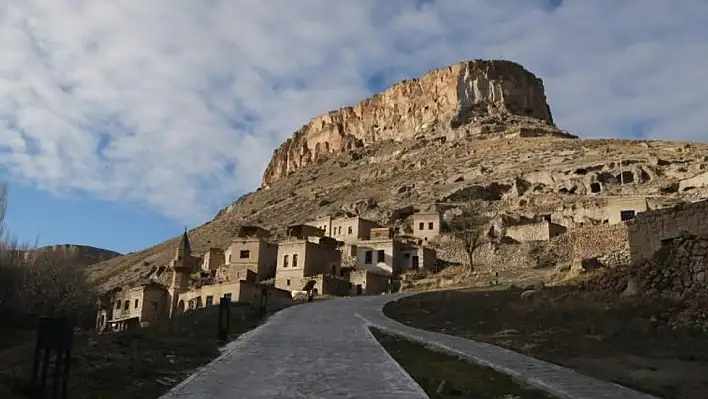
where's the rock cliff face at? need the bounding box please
[262,59,555,187]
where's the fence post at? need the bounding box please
[218,297,231,342]
[31,316,73,399]
[259,288,268,316]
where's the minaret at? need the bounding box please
[168,228,193,317]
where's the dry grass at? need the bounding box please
[371,328,555,399]
[384,286,708,399]
[0,302,288,399]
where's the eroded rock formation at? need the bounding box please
[262,59,556,187]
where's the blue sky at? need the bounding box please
[1,0,708,254]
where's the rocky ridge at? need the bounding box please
[87,60,708,291]
[262,59,561,187]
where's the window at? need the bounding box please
[347,226,353,234]
[403,253,410,259]
[228,254,232,262]
[286,279,291,286]
[283,254,289,267]
[134,299,139,309]
[115,301,121,310]
[377,250,385,262]
[428,222,434,230]
[364,251,373,264]
[620,210,636,221]
[418,222,424,230]
[338,226,342,235]
[123,300,129,311]
[223,293,232,300]
[206,296,213,306]
[239,250,250,259]
[293,254,298,268]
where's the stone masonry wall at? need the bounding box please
[548,223,629,261]
[435,222,628,272]
[627,199,708,262]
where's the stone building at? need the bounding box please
[411,212,441,242]
[97,282,169,333]
[628,199,708,262]
[167,230,201,317]
[201,248,225,272]
[356,227,437,275]
[274,225,343,292]
[223,225,278,282]
[177,280,262,311]
[347,269,391,296]
[601,196,648,224]
[306,216,381,244]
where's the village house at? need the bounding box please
[274,224,344,294]
[347,269,391,296]
[222,225,278,282]
[96,281,169,333]
[306,215,381,244]
[411,212,441,242]
[355,227,437,275]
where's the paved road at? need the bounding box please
[160,294,658,399]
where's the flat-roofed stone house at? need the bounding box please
[222,225,278,282]
[97,281,169,333]
[274,224,343,293]
[411,212,441,242]
[306,216,381,244]
[356,227,437,275]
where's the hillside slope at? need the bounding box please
[87,60,708,291]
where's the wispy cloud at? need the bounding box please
[1,0,707,223]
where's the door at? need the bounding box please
[356,284,363,295]
[412,256,419,270]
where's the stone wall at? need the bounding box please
[548,223,629,261]
[435,222,628,272]
[505,221,550,242]
[627,199,708,262]
[597,248,631,268]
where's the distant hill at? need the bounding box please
[27,244,122,267]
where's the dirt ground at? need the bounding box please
[371,328,555,399]
[0,303,287,399]
[384,286,708,399]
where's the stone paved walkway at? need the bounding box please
[160,293,659,399]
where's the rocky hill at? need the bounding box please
[28,244,121,267]
[87,59,708,291]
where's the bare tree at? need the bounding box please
[0,182,96,325]
[445,200,490,272]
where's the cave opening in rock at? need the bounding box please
[590,182,601,193]
[618,171,634,184]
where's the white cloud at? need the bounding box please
[1,0,707,223]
